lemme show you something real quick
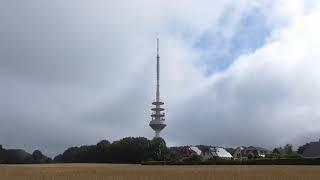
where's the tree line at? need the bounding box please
[54,137,169,163]
[0,137,315,164]
[0,145,51,164]
[0,137,175,164]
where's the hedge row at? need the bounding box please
[141,161,167,165]
[142,158,320,165]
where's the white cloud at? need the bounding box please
[169,0,320,148]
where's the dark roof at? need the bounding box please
[245,146,269,152]
[302,141,320,158]
[197,145,210,152]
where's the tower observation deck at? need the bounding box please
[149,39,166,138]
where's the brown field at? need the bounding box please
[0,164,320,180]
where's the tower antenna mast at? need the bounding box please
[156,38,160,102]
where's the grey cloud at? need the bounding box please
[1,0,320,157]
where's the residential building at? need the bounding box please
[302,139,320,158]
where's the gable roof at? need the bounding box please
[215,147,233,158]
[189,146,202,156]
[210,147,233,158]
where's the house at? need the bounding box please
[197,146,233,160]
[273,144,293,156]
[197,146,213,160]
[182,146,202,157]
[233,146,269,159]
[210,147,233,159]
[302,139,320,158]
[273,147,286,155]
[184,146,232,160]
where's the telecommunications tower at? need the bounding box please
[149,39,166,138]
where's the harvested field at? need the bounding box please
[0,164,320,180]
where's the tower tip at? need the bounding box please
[157,38,159,56]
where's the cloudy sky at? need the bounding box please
[1,0,320,156]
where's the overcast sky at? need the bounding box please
[1,0,320,157]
